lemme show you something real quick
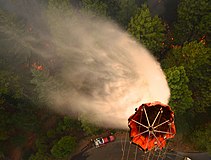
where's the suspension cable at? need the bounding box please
[147,149,151,160]
[121,132,128,160]
[126,141,131,160]
[155,107,163,160]
[134,146,138,160]
[162,141,170,160]
[150,148,156,160]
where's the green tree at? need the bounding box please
[31,68,62,104]
[56,116,81,134]
[101,0,120,20]
[173,0,211,44]
[0,64,41,157]
[29,150,51,160]
[35,136,48,153]
[127,4,166,57]
[164,65,193,136]
[0,70,23,105]
[51,136,76,158]
[116,0,137,28]
[191,124,211,152]
[164,66,193,114]
[81,0,108,17]
[162,41,211,112]
[80,119,102,136]
[0,70,39,131]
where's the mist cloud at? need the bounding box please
[0,0,170,129]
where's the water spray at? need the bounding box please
[0,0,170,129]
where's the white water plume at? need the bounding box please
[0,0,170,129]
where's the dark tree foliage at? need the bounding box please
[29,151,51,160]
[164,66,193,114]
[191,124,211,152]
[51,136,76,158]
[101,0,120,20]
[162,41,211,152]
[127,4,166,58]
[0,69,41,158]
[162,41,211,112]
[81,0,108,17]
[173,0,211,45]
[162,0,179,24]
[115,0,138,28]
[80,116,103,136]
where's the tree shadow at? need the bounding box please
[70,141,93,160]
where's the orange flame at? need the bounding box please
[199,35,206,45]
[170,44,181,49]
[32,63,44,71]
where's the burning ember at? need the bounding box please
[32,63,44,71]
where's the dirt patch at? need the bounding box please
[170,134,196,152]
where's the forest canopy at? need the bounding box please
[0,0,210,159]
